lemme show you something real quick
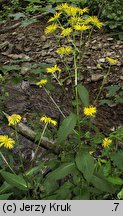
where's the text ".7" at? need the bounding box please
[112,203,119,212]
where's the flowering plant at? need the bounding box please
[0,3,122,200]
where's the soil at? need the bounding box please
[0,19,123,161]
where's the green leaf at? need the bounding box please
[99,99,113,105]
[106,85,120,97]
[25,166,42,176]
[117,188,123,199]
[0,193,13,200]
[75,151,94,182]
[73,186,90,199]
[21,19,37,27]
[0,181,13,194]
[77,84,89,106]
[46,162,76,181]
[57,113,77,144]
[110,151,123,171]
[0,171,30,191]
[54,182,73,199]
[44,163,75,195]
[107,176,123,185]
[90,174,115,192]
[9,12,25,20]
[115,97,123,104]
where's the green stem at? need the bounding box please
[78,31,83,66]
[44,88,66,118]
[0,151,16,174]
[94,66,111,105]
[31,123,48,165]
[73,49,81,142]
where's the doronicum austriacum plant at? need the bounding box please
[0,3,123,200]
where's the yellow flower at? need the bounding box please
[85,16,103,28]
[61,27,73,37]
[36,79,47,87]
[48,12,62,22]
[0,135,15,149]
[77,7,89,15]
[57,3,78,16]
[84,106,97,116]
[65,6,78,16]
[102,138,112,148]
[45,23,59,34]
[56,46,72,55]
[8,114,21,126]
[106,57,119,64]
[57,3,69,11]
[47,65,61,73]
[68,16,84,26]
[40,115,57,126]
[73,24,90,31]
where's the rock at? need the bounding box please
[91,39,97,44]
[98,58,105,63]
[8,53,30,60]
[45,58,57,64]
[105,52,112,56]
[16,44,23,52]
[120,76,123,81]
[41,35,47,42]
[92,46,97,50]
[21,80,30,91]
[41,50,48,57]
[107,37,114,41]
[21,63,30,75]
[24,47,31,52]
[42,41,52,49]
[0,41,9,49]
[91,74,103,82]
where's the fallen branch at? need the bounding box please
[0,12,48,34]
[3,112,60,155]
[0,23,21,34]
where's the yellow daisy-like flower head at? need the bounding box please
[106,57,119,64]
[0,135,15,149]
[84,106,97,117]
[102,138,112,148]
[57,3,69,11]
[73,24,90,31]
[48,12,62,22]
[40,115,57,126]
[57,3,78,16]
[77,7,89,15]
[47,65,61,74]
[56,46,72,56]
[85,16,103,29]
[8,114,21,126]
[65,6,78,17]
[36,79,47,87]
[45,23,59,34]
[61,27,73,37]
[68,16,84,26]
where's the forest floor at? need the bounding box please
[0,19,123,162]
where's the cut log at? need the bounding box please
[3,112,60,155]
